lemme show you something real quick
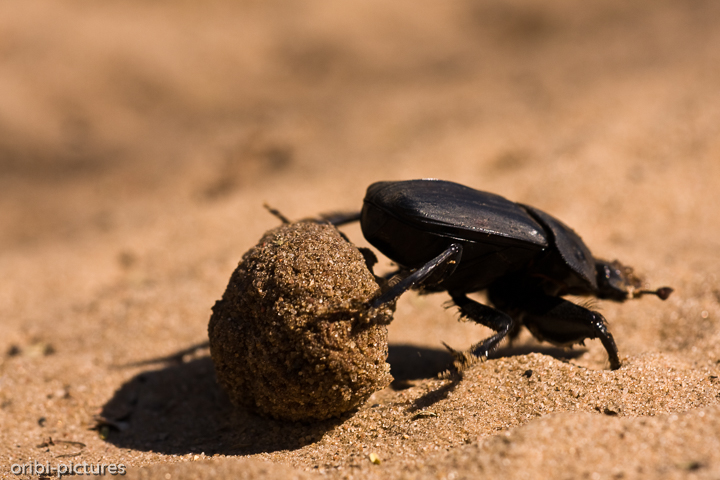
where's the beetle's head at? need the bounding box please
[596,259,673,301]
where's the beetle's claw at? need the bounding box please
[655,287,674,300]
[442,342,481,373]
[441,341,457,355]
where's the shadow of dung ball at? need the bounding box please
[208,221,395,421]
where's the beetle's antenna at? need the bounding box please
[636,287,674,301]
[263,203,291,224]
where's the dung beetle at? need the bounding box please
[326,179,673,370]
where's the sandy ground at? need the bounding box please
[2,0,720,478]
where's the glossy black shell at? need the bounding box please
[361,179,598,294]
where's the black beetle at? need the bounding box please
[326,179,672,370]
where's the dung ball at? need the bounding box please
[208,221,394,421]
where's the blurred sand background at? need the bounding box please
[1,0,720,478]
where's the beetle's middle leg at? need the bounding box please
[449,292,516,361]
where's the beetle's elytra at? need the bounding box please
[329,179,673,370]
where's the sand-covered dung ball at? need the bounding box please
[208,221,395,421]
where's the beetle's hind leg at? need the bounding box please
[449,292,516,363]
[317,211,362,226]
[370,244,463,309]
[517,294,621,370]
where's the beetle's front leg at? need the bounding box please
[519,295,621,370]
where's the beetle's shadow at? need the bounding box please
[387,344,454,388]
[388,343,586,387]
[99,342,585,455]
[390,343,586,411]
[491,344,587,362]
